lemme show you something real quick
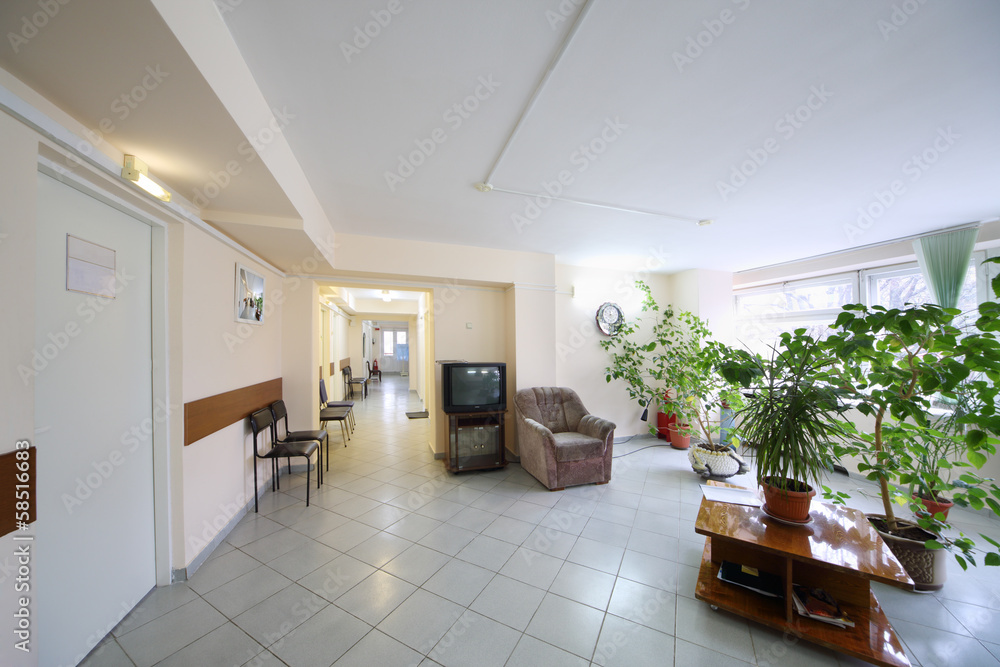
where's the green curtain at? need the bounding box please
[913,227,979,309]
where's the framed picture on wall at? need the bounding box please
[235,263,265,325]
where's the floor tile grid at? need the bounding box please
[87,375,1000,667]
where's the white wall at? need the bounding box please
[0,107,37,667]
[667,269,736,343]
[555,264,673,438]
[181,225,285,566]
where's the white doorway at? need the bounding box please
[34,173,156,666]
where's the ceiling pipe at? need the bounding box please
[488,185,704,222]
[480,0,599,187]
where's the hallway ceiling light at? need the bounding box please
[382,290,391,302]
[121,154,171,202]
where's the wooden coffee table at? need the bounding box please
[694,484,914,667]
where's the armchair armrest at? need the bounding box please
[578,414,616,443]
[522,417,556,447]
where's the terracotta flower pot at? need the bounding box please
[869,514,948,591]
[913,495,953,521]
[668,424,691,450]
[760,477,815,523]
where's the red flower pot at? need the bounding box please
[655,411,672,441]
[914,495,953,521]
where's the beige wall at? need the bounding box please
[432,284,509,455]
[281,278,319,430]
[335,233,554,285]
[180,222,286,566]
[555,264,673,438]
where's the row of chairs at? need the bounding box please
[321,378,355,442]
[248,381,363,512]
[249,400,327,512]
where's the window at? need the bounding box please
[734,252,988,354]
[733,274,857,355]
[863,254,982,331]
[383,332,394,355]
[396,330,407,345]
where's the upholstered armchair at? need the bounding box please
[513,387,616,491]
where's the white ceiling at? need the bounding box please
[2,0,998,274]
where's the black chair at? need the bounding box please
[320,405,351,452]
[270,400,328,480]
[320,378,355,432]
[343,366,367,399]
[249,408,320,512]
[367,360,381,384]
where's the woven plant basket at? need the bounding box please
[869,514,948,591]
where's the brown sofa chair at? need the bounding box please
[513,387,616,491]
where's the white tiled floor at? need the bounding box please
[83,375,1000,666]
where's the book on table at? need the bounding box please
[791,584,855,628]
[717,561,784,598]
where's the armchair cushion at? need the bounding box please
[552,431,604,462]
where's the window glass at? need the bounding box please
[396,331,407,345]
[383,332,394,355]
[733,277,855,355]
[868,264,976,313]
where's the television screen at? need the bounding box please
[443,363,506,413]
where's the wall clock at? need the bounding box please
[596,302,624,336]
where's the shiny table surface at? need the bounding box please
[695,496,913,588]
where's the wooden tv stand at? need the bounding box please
[444,411,507,473]
[694,483,914,667]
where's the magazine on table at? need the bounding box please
[791,584,854,628]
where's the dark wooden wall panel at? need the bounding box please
[184,378,282,446]
[0,446,35,538]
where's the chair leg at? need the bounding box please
[341,421,348,447]
[305,455,310,507]
[325,432,330,470]
[254,457,258,513]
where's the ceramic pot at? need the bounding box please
[655,410,672,441]
[760,477,815,523]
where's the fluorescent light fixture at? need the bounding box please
[121,154,171,202]
[382,290,391,302]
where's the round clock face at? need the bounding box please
[596,302,624,335]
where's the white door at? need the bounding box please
[34,173,155,666]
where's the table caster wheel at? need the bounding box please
[710,605,719,611]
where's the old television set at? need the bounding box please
[441,362,507,414]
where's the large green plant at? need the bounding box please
[719,331,848,492]
[601,281,741,444]
[818,275,1000,569]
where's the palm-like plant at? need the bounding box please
[721,331,847,494]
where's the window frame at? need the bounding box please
[732,251,989,352]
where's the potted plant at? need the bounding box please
[721,330,848,522]
[819,293,1000,589]
[602,282,747,474]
